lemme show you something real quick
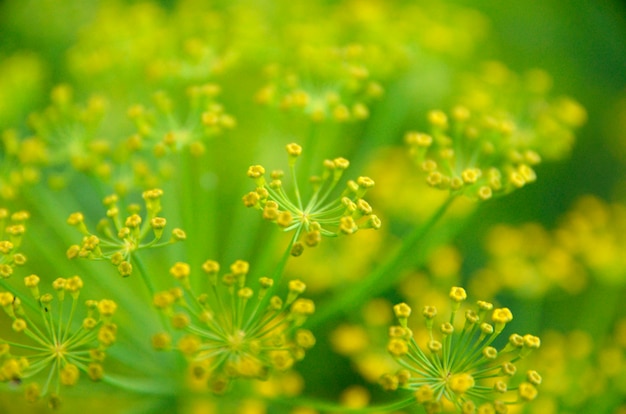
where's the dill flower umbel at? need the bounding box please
[244,143,380,255]
[456,62,587,160]
[255,45,384,123]
[66,188,185,277]
[153,260,316,393]
[0,276,117,409]
[27,84,109,184]
[128,84,235,158]
[383,287,541,413]
[405,64,586,201]
[405,107,542,201]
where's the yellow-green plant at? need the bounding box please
[384,287,541,413]
[2,0,621,414]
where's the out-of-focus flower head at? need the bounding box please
[470,223,587,299]
[471,195,626,301]
[555,195,626,284]
[329,297,398,385]
[458,62,587,160]
[127,84,235,160]
[26,84,110,189]
[67,1,244,92]
[255,48,385,124]
[405,63,586,201]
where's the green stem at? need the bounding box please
[132,255,168,330]
[274,394,417,413]
[271,230,300,287]
[0,279,38,312]
[245,232,298,330]
[102,373,177,396]
[132,255,157,298]
[307,196,456,329]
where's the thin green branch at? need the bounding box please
[273,393,417,413]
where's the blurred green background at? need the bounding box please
[2,0,625,218]
[1,0,626,413]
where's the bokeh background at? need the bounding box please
[1,0,626,413]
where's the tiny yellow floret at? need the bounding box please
[170,262,191,280]
[393,303,412,319]
[449,373,475,394]
[286,143,303,157]
[492,308,513,324]
[449,287,467,302]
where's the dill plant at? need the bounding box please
[1,0,621,414]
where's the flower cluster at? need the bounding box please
[255,45,384,123]
[128,84,236,158]
[244,143,380,256]
[555,195,626,284]
[0,275,117,409]
[27,84,110,186]
[0,0,601,412]
[0,208,29,279]
[9,81,234,196]
[66,1,237,88]
[383,287,541,413]
[405,64,586,201]
[152,260,316,393]
[66,189,185,277]
[405,107,543,201]
[470,223,586,299]
[470,195,626,300]
[457,62,587,160]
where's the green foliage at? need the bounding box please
[0,0,625,413]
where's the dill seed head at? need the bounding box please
[66,189,183,276]
[153,260,316,393]
[384,286,541,412]
[0,279,117,407]
[244,143,380,255]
